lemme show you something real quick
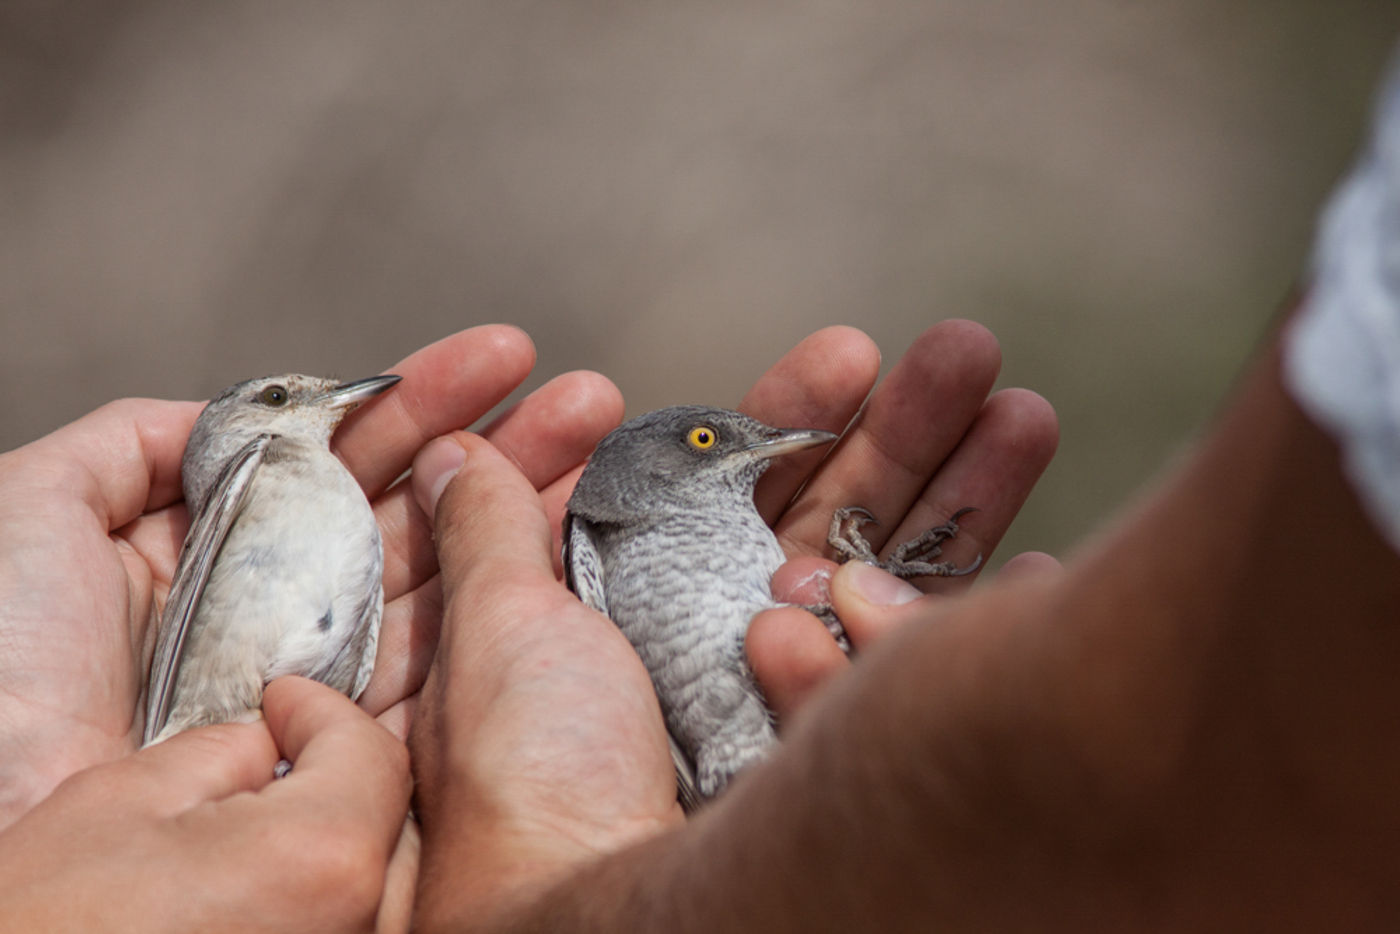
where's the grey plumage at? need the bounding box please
[143,373,399,746]
[564,406,837,805]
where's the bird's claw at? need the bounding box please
[827,505,982,580]
[826,506,879,564]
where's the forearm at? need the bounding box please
[474,580,1123,931]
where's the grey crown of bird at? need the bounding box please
[143,372,400,746]
[564,405,977,809]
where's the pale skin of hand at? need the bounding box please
[742,320,1061,715]
[414,323,1400,930]
[0,324,623,806]
[0,324,626,931]
[0,319,1053,931]
[407,320,1060,930]
[0,676,410,934]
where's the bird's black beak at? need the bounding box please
[323,374,403,410]
[743,428,838,460]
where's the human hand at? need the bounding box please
[0,324,620,829]
[0,676,410,933]
[408,431,677,931]
[406,321,1059,930]
[734,320,1060,719]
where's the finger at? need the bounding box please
[412,433,681,848]
[410,435,467,539]
[3,398,201,533]
[412,431,642,764]
[538,464,588,577]
[415,432,645,740]
[111,501,188,587]
[417,433,559,589]
[334,325,537,497]
[373,483,440,601]
[770,555,839,606]
[479,369,622,580]
[874,388,1059,585]
[59,720,280,819]
[740,326,882,522]
[826,559,940,648]
[745,606,849,722]
[996,550,1064,583]
[772,556,929,651]
[377,817,421,934]
[375,696,417,743]
[481,370,624,487]
[358,576,443,718]
[260,677,411,833]
[377,370,621,601]
[753,563,951,724]
[773,319,1002,558]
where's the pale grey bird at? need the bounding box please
[143,373,400,746]
[563,405,978,810]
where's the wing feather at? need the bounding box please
[142,434,271,745]
[562,512,609,617]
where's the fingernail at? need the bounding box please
[791,565,833,605]
[841,560,922,606]
[414,437,467,518]
[770,560,834,604]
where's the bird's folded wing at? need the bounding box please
[143,433,272,745]
[562,512,609,618]
[562,512,703,813]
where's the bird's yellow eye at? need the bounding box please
[688,426,718,450]
[258,385,290,407]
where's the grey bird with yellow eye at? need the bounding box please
[565,405,981,810]
[143,373,400,746]
[564,406,835,808]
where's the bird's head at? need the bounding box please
[567,405,837,523]
[181,373,400,508]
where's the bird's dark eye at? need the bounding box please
[258,385,290,407]
[687,426,718,450]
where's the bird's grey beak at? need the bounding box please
[744,428,838,460]
[323,374,403,410]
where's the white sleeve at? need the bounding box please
[1284,47,1400,552]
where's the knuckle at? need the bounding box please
[311,826,389,910]
[248,818,386,927]
[277,817,386,903]
[52,762,120,808]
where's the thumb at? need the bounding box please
[411,432,558,589]
[47,720,280,822]
[412,433,468,520]
[827,560,937,644]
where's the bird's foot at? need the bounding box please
[798,601,852,654]
[827,505,983,580]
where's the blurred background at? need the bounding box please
[3,1,1399,561]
